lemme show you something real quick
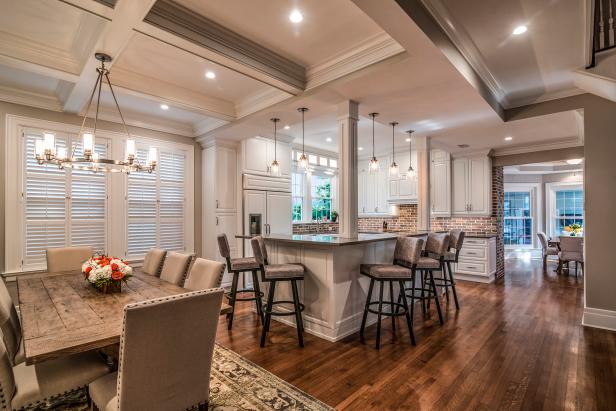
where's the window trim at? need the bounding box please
[5,114,194,274]
[546,182,584,238]
[503,183,541,249]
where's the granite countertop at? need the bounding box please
[236,233,399,246]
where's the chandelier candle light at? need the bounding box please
[369,113,379,172]
[389,121,399,176]
[405,130,416,180]
[34,53,157,174]
[270,117,280,175]
[298,107,309,171]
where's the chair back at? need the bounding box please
[160,252,193,286]
[559,236,583,253]
[184,258,225,291]
[449,229,465,251]
[250,236,268,266]
[537,232,549,250]
[46,246,93,272]
[394,236,424,268]
[0,279,21,365]
[142,249,166,276]
[0,339,16,407]
[425,233,451,257]
[117,289,224,410]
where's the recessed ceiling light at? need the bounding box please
[512,25,527,35]
[358,147,364,151]
[405,137,411,142]
[326,137,332,142]
[566,158,583,165]
[504,136,513,141]
[205,71,216,79]
[160,104,169,110]
[284,125,290,130]
[289,9,303,23]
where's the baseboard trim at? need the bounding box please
[582,307,616,331]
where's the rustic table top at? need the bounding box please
[17,269,231,365]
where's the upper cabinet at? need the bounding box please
[241,136,291,178]
[388,151,418,203]
[430,150,451,216]
[358,164,391,215]
[451,156,492,216]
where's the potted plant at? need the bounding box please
[331,210,339,222]
[564,223,583,237]
[82,255,133,293]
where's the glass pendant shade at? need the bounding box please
[270,117,281,175]
[369,112,379,173]
[126,139,136,159]
[297,107,309,171]
[405,166,416,180]
[404,129,415,181]
[35,139,44,157]
[83,133,94,155]
[389,162,399,176]
[43,133,55,155]
[389,121,399,177]
[299,153,308,170]
[271,160,280,175]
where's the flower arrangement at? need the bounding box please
[82,255,132,293]
[564,223,583,237]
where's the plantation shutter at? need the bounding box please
[159,150,185,251]
[127,148,157,257]
[23,132,68,269]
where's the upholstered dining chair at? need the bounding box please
[183,258,225,291]
[558,236,584,276]
[88,289,224,411]
[0,335,110,411]
[45,246,93,272]
[159,252,193,286]
[141,248,167,276]
[0,278,23,365]
[537,232,558,272]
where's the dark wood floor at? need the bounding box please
[215,259,616,410]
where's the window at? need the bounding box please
[504,191,532,246]
[311,175,332,221]
[292,172,304,222]
[22,131,108,270]
[554,189,584,236]
[127,148,186,259]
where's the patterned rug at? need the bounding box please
[26,344,333,411]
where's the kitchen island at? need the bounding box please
[243,232,436,341]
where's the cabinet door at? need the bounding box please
[215,147,236,211]
[365,171,377,213]
[267,192,292,235]
[376,169,389,213]
[243,190,267,257]
[358,168,367,214]
[277,142,292,178]
[216,214,237,257]
[243,137,269,174]
[451,158,468,214]
[431,160,451,216]
[468,157,490,214]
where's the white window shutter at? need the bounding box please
[127,148,157,258]
[159,150,185,252]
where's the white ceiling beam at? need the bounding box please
[0,54,80,83]
[58,0,115,20]
[62,0,158,113]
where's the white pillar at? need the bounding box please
[416,135,431,231]
[337,100,359,238]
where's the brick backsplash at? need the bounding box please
[292,166,505,278]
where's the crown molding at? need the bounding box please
[193,117,228,137]
[507,87,586,110]
[491,136,582,157]
[305,32,405,90]
[143,0,305,92]
[196,135,239,148]
[235,88,292,119]
[0,85,63,112]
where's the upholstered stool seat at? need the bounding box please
[359,236,423,349]
[416,256,441,269]
[360,264,412,279]
[251,236,306,348]
[218,234,264,329]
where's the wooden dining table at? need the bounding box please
[17,269,231,365]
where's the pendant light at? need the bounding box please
[368,112,379,172]
[389,121,399,176]
[270,117,280,175]
[405,130,416,180]
[297,107,309,170]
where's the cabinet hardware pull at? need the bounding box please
[216,200,219,209]
[216,217,219,226]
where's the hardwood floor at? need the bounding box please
[215,258,616,410]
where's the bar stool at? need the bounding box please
[399,233,450,325]
[359,236,424,349]
[217,234,264,329]
[438,229,465,310]
[250,236,306,348]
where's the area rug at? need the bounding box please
[26,344,334,411]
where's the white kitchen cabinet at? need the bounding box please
[243,189,292,257]
[358,168,367,214]
[430,150,451,216]
[358,164,391,216]
[388,152,418,203]
[241,136,291,178]
[451,156,492,216]
[454,237,497,283]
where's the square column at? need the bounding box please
[337,101,359,238]
[416,135,431,230]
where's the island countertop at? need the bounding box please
[236,232,399,246]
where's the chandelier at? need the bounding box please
[34,53,156,174]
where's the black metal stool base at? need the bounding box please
[260,280,305,348]
[397,269,444,325]
[227,270,264,330]
[431,261,460,310]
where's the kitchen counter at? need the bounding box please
[464,233,498,238]
[239,232,398,246]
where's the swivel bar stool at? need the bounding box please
[438,229,465,310]
[251,236,306,347]
[359,236,424,349]
[217,234,264,329]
